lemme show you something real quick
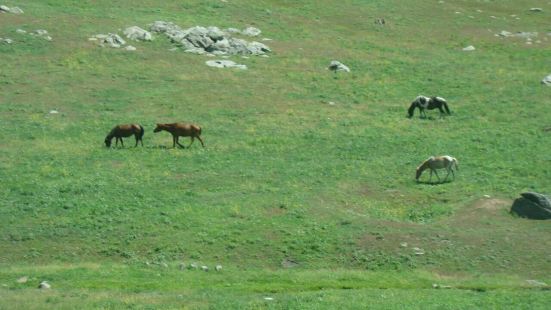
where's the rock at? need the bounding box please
[498,30,513,37]
[201,265,209,272]
[1,38,13,44]
[16,29,26,34]
[97,33,126,48]
[34,29,49,36]
[17,276,28,283]
[38,281,51,289]
[189,263,198,270]
[215,264,222,271]
[264,297,274,301]
[510,192,551,220]
[49,110,59,114]
[124,45,136,51]
[375,18,385,25]
[242,27,261,37]
[526,279,547,286]
[150,22,270,56]
[328,60,350,73]
[400,242,408,247]
[483,195,491,198]
[9,6,23,14]
[413,247,425,255]
[205,60,247,69]
[281,258,298,268]
[0,5,10,12]
[529,8,543,12]
[123,26,153,41]
[462,45,475,51]
[542,74,551,86]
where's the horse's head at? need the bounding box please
[153,124,163,133]
[415,167,422,181]
[104,136,112,147]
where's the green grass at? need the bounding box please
[1,0,551,307]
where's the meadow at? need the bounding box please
[1,0,551,308]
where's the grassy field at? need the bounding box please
[1,0,551,308]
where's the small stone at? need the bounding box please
[242,27,261,37]
[201,265,209,272]
[328,60,350,73]
[462,45,475,51]
[2,38,13,44]
[264,297,274,301]
[400,242,408,247]
[432,283,439,289]
[38,281,51,289]
[205,60,247,70]
[16,29,27,34]
[189,263,198,270]
[327,101,336,105]
[49,110,59,114]
[483,195,491,198]
[9,6,23,14]
[526,279,547,286]
[413,247,425,255]
[542,74,551,86]
[0,5,10,12]
[529,8,543,12]
[17,276,28,283]
[124,45,136,51]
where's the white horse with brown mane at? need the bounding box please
[415,155,459,183]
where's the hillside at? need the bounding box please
[1,0,551,308]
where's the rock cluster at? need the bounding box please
[148,21,270,56]
[123,26,153,41]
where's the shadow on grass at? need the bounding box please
[416,179,454,185]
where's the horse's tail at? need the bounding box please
[453,158,459,171]
[442,100,451,115]
[407,101,416,118]
[137,124,145,140]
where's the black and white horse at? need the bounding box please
[407,96,451,118]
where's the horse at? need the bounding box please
[104,124,144,147]
[407,96,451,118]
[153,123,205,148]
[415,155,459,183]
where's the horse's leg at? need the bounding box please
[438,106,445,116]
[196,135,205,147]
[120,138,124,147]
[188,136,195,147]
[134,135,138,147]
[172,135,176,148]
[433,169,441,182]
[429,169,433,182]
[176,136,185,148]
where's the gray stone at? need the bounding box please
[97,33,126,48]
[205,60,247,70]
[123,26,153,41]
[34,29,49,36]
[149,21,181,33]
[16,29,26,34]
[526,279,547,286]
[0,5,10,12]
[124,45,136,51]
[242,27,261,37]
[2,38,13,44]
[328,60,350,73]
[542,74,551,86]
[511,192,551,219]
[529,8,543,12]
[215,264,222,271]
[462,45,475,51]
[189,263,198,270]
[38,281,51,289]
[201,265,209,272]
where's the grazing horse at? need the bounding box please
[153,123,205,148]
[104,124,144,147]
[415,155,459,183]
[407,96,451,118]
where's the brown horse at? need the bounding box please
[415,155,459,183]
[104,124,144,147]
[153,123,205,148]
